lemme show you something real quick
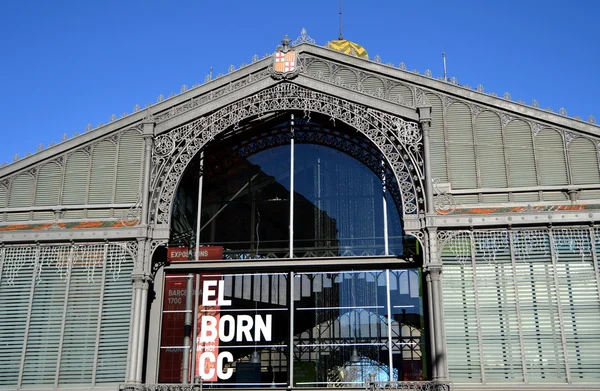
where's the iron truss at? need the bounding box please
[151,83,424,228]
[119,382,450,391]
[367,381,450,391]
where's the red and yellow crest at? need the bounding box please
[274,50,296,73]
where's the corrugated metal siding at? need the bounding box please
[428,94,448,182]
[0,184,7,222]
[481,193,509,203]
[7,174,34,222]
[62,151,89,219]
[542,191,568,201]
[536,129,568,186]
[88,141,116,219]
[475,111,508,188]
[389,84,413,106]
[96,246,134,382]
[454,194,480,204]
[446,103,477,189]
[0,243,134,388]
[33,163,62,221]
[443,229,600,385]
[505,120,537,187]
[579,189,600,200]
[512,192,540,202]
[334,68,357,87]
[475,247,523,382]
[569,137,600,185]
[115,130,144,204]
[21,246,69,385]
[0,246,36,386]
[557,229,600,382]
[442,236,483,382]
[361,76,384,96]
[306,60,330,80]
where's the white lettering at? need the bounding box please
[202,280,218,306]
[217,280,231,306]
[218,315,235,342]
[199,316,218,342]
[217,351,233,379]
[254,314,272,342]
[236,315,254,342]
[199,352,215,379]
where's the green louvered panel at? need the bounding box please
[511,192,540,202]
[474,242,524,383]
[389,84,413,106]
[0,184,7,222]
[441,236,483,383]
[555,229,600,383]
[361,76,384,96]
[481,193,509,203]
[578,189,600,200]
[7,173,34,221]
[513,231,568,383]
[21,246,70,385]
[0,246,36,386]
[428,94,448,182]
[306,60,330,80]
[542,191,567,201]
[58,245,104,385]
[95,244,133,383]
[569,137,600,185]
[115,130,144,204]
[333,68,357,87]
[535,129,568,186]
[62,151,90,219]
[88,141,116,219]
[505,120,537,187]
[454,194,479,204]
[447,103,477,189]
[475,111,508,188]
[33,162,62,221]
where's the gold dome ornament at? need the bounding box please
[324,39,369,59]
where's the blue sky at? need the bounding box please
[0,0,598,165]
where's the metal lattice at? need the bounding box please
[151,83,423,228]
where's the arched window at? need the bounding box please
[171,120,409,260]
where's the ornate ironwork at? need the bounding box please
[291,27,316,46]
[151,83,424,228]
[367,381,450,391]
[432,178,456,215]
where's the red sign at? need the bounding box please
[158,274,190,383]
[167,246,223,262]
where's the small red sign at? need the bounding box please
[167,246,223,262]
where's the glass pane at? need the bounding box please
[293,270,393,387]
[159,272,289,386]
[202,144,291,259]
[389,269,426,381]
[293,145,388,257]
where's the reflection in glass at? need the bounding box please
[293,269,424,387]
[170,122,409,260]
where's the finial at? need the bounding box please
[281,34,290,51]
[339,0,343,40]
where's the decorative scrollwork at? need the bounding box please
[432,178,456,215]
[151,83,424,227]
[367,381,450,391]
[121,193,142,227]
[291,28,316,46]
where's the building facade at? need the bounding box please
[0,31,599,391]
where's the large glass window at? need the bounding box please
[170,121,413,260]
[158,268,425,387]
